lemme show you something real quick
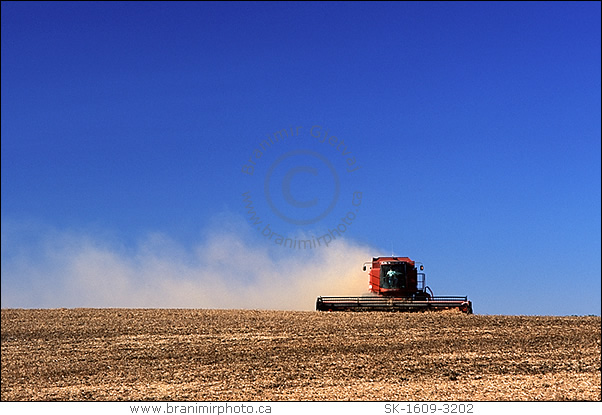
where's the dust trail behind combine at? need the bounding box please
[1,226,373,310]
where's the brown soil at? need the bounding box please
[1,309,600,401]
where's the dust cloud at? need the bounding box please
[1,221,376,310]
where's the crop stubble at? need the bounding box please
[1,309,600,401]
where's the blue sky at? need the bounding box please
[2,2,600,315]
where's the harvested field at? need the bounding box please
[1,309,600,401]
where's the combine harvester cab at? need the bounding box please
[316,257,473,313]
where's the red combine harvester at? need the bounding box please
[316,256,473,313]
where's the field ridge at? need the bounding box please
[1,309,600,401]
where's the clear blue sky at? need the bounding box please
[2,2,600,315]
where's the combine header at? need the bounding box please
[316,256,473,313]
